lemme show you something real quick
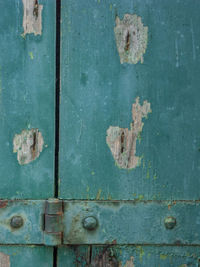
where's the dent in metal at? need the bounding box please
[0,252,10,267]
[13,128,44,165]
[114,14,148,64]
[22,0,43,36]
[106,97,151,169]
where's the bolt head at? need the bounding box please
[164,216,176,229]
[82,216,98,231]
[10,216,24,229]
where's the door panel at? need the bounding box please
[59,0,200,265]
[0,246,53,267]
[60,0,200,201]
[58,246,200,267]
[0,0,55,199]
[0,0,55,265]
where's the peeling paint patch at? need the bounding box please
[0,252,10,267]
[120,256,134,267]
[114,14,148,64]
[22,0,43,36]
[106,97,151,169]
[13,128,44,165]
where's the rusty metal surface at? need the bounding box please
[58,245,200,267]
[43,199,63,246]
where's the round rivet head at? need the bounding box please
[10,216,24,229]
[82,216,98,230]
[164,216,176,229]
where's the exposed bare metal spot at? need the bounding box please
[119,256,134,267]
[0,252,10,267]
[106,97,151,169]
[13,128,44,165]
[22,0,43,36]
[114,14,148,64]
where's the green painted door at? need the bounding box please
[0,0,55,264]
[59,0,200,266]
[1,0,200,266]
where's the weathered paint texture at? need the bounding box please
[120,256,134,267]
[13,128,44,165]
[114,14,148,64]
[107,97,151,169]
[91,249,119,267]
[22,0,43,36]
[0,252,10,267]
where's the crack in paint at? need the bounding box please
[114,14,148,64]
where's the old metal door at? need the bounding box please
[1,0,200,266]
[58,0,200,266]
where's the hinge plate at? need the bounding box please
[44,198,63,246]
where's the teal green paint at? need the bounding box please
[0,200,45,244]
[60,0,200,200]
[58,246,89,267]
[29,52,34,60]
[58,246,200,266]
[0,246,53,267]
[62,201,200,245]
[0,0,55,198]
[0,0,200,265]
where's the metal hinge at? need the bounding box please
[0,199,199,245]
[43,198,63,246]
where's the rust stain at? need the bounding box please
[106,97,151,169]
[0,201,8,209]
[13,128,44,165]
[0,252,10,267]
[91,249,119,267]
[119,256,134,267]
[22,0,43,36]
[168,201,177,210]
[114,14,148,64]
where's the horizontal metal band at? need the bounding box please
[63,201,200,245]
[0,200,199,245]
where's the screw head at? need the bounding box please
[82,216,98,230]
[164,216,176,229]
[10,216,24,229]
